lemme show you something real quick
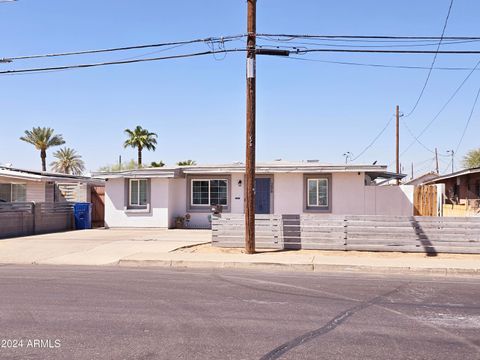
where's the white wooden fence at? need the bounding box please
[212,214,480,254]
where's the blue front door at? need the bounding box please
[255,178,271,214]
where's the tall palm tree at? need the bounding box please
[20,127,65,171]
[123,126,158,167]
[50,147,85,175]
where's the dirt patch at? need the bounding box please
[176,243,480,261]
[176,243,278,254]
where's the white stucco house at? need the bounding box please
[96,161,413,229]
[0,165,104,203]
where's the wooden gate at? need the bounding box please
[414,185,438,216]
[91,186,105,227]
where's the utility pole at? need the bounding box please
[411,162,414,180]
[447,149,455,174]
[396,105,400,184]
[435,148,439,174]
[245,0,256,254]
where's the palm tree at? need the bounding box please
[20,127,65,171]
[50,147,85,175]
[123,126,158,167]
[177,160,196,166]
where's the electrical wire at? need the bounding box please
[402,122,436,154]
[5,31,480,64]
[295,48,480,54]
[350,116,394,162]
[5,38,480,68]
[0,49,247,75]
[284,55,480,71]
[1,35,245,62]
[257,37,480,49]
[257,34,480,41]
[455,85,480,152]
[442,84,480,173]
[400,58,480,156]
[404,0,455,117]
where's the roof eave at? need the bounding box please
[183,165,388,174]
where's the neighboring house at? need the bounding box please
[96,161,412,229]
[403,172,439,186]
[0,166,104,203]
[426,167,480,203]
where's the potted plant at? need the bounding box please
[175,214,191,229]
[184,213,191,228]
[175,216,185,229]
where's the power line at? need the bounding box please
[443,84,480,172]
[400,58,480,156]
[257,33,480,41]
[296,48,480,54]
[402,121,436,154]
[284,56,480,71]
[351,116,394,162]
[414,158,437,175]
[455,85,480,152]
[0,35,245,62]
[404,0,455,117]
[0,49,246,75]
[4,32,480,65]
[415,156,437,167]
[8,46,480,76]
[258,37,480,49]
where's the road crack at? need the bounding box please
[259,286,404,360]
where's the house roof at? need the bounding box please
[94,161,406,180]
[425,166,480,184]
[0,166,104,184]
[94,167,180,179]
[403,172,440,185]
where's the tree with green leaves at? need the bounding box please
[98,159,137,172]
[150,161,165,168]
[20,127,65,171]
[123,126,157,167]
[463,148,480,169]
[50,147,85,175]
[177,160,196,166]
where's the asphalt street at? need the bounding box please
[0,266,479,360]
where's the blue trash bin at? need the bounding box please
[74,203,92,230]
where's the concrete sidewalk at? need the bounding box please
[0,230,479,276]
[119,244,480,276]
[0,229,211,266]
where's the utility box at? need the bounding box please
[74,203,92,230]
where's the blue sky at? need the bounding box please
[1,0,479,175]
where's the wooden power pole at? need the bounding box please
[245,0,256,254]
[396,105,400,184]
[435,147,439,174]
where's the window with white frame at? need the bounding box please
[191,179,228,206]
[307,178,328,207]
[0,184,27,202]
[129,179,148,207]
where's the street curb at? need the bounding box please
[118,259,315,272]
[117,259,480,277]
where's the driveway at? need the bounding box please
[0,229,211,266]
